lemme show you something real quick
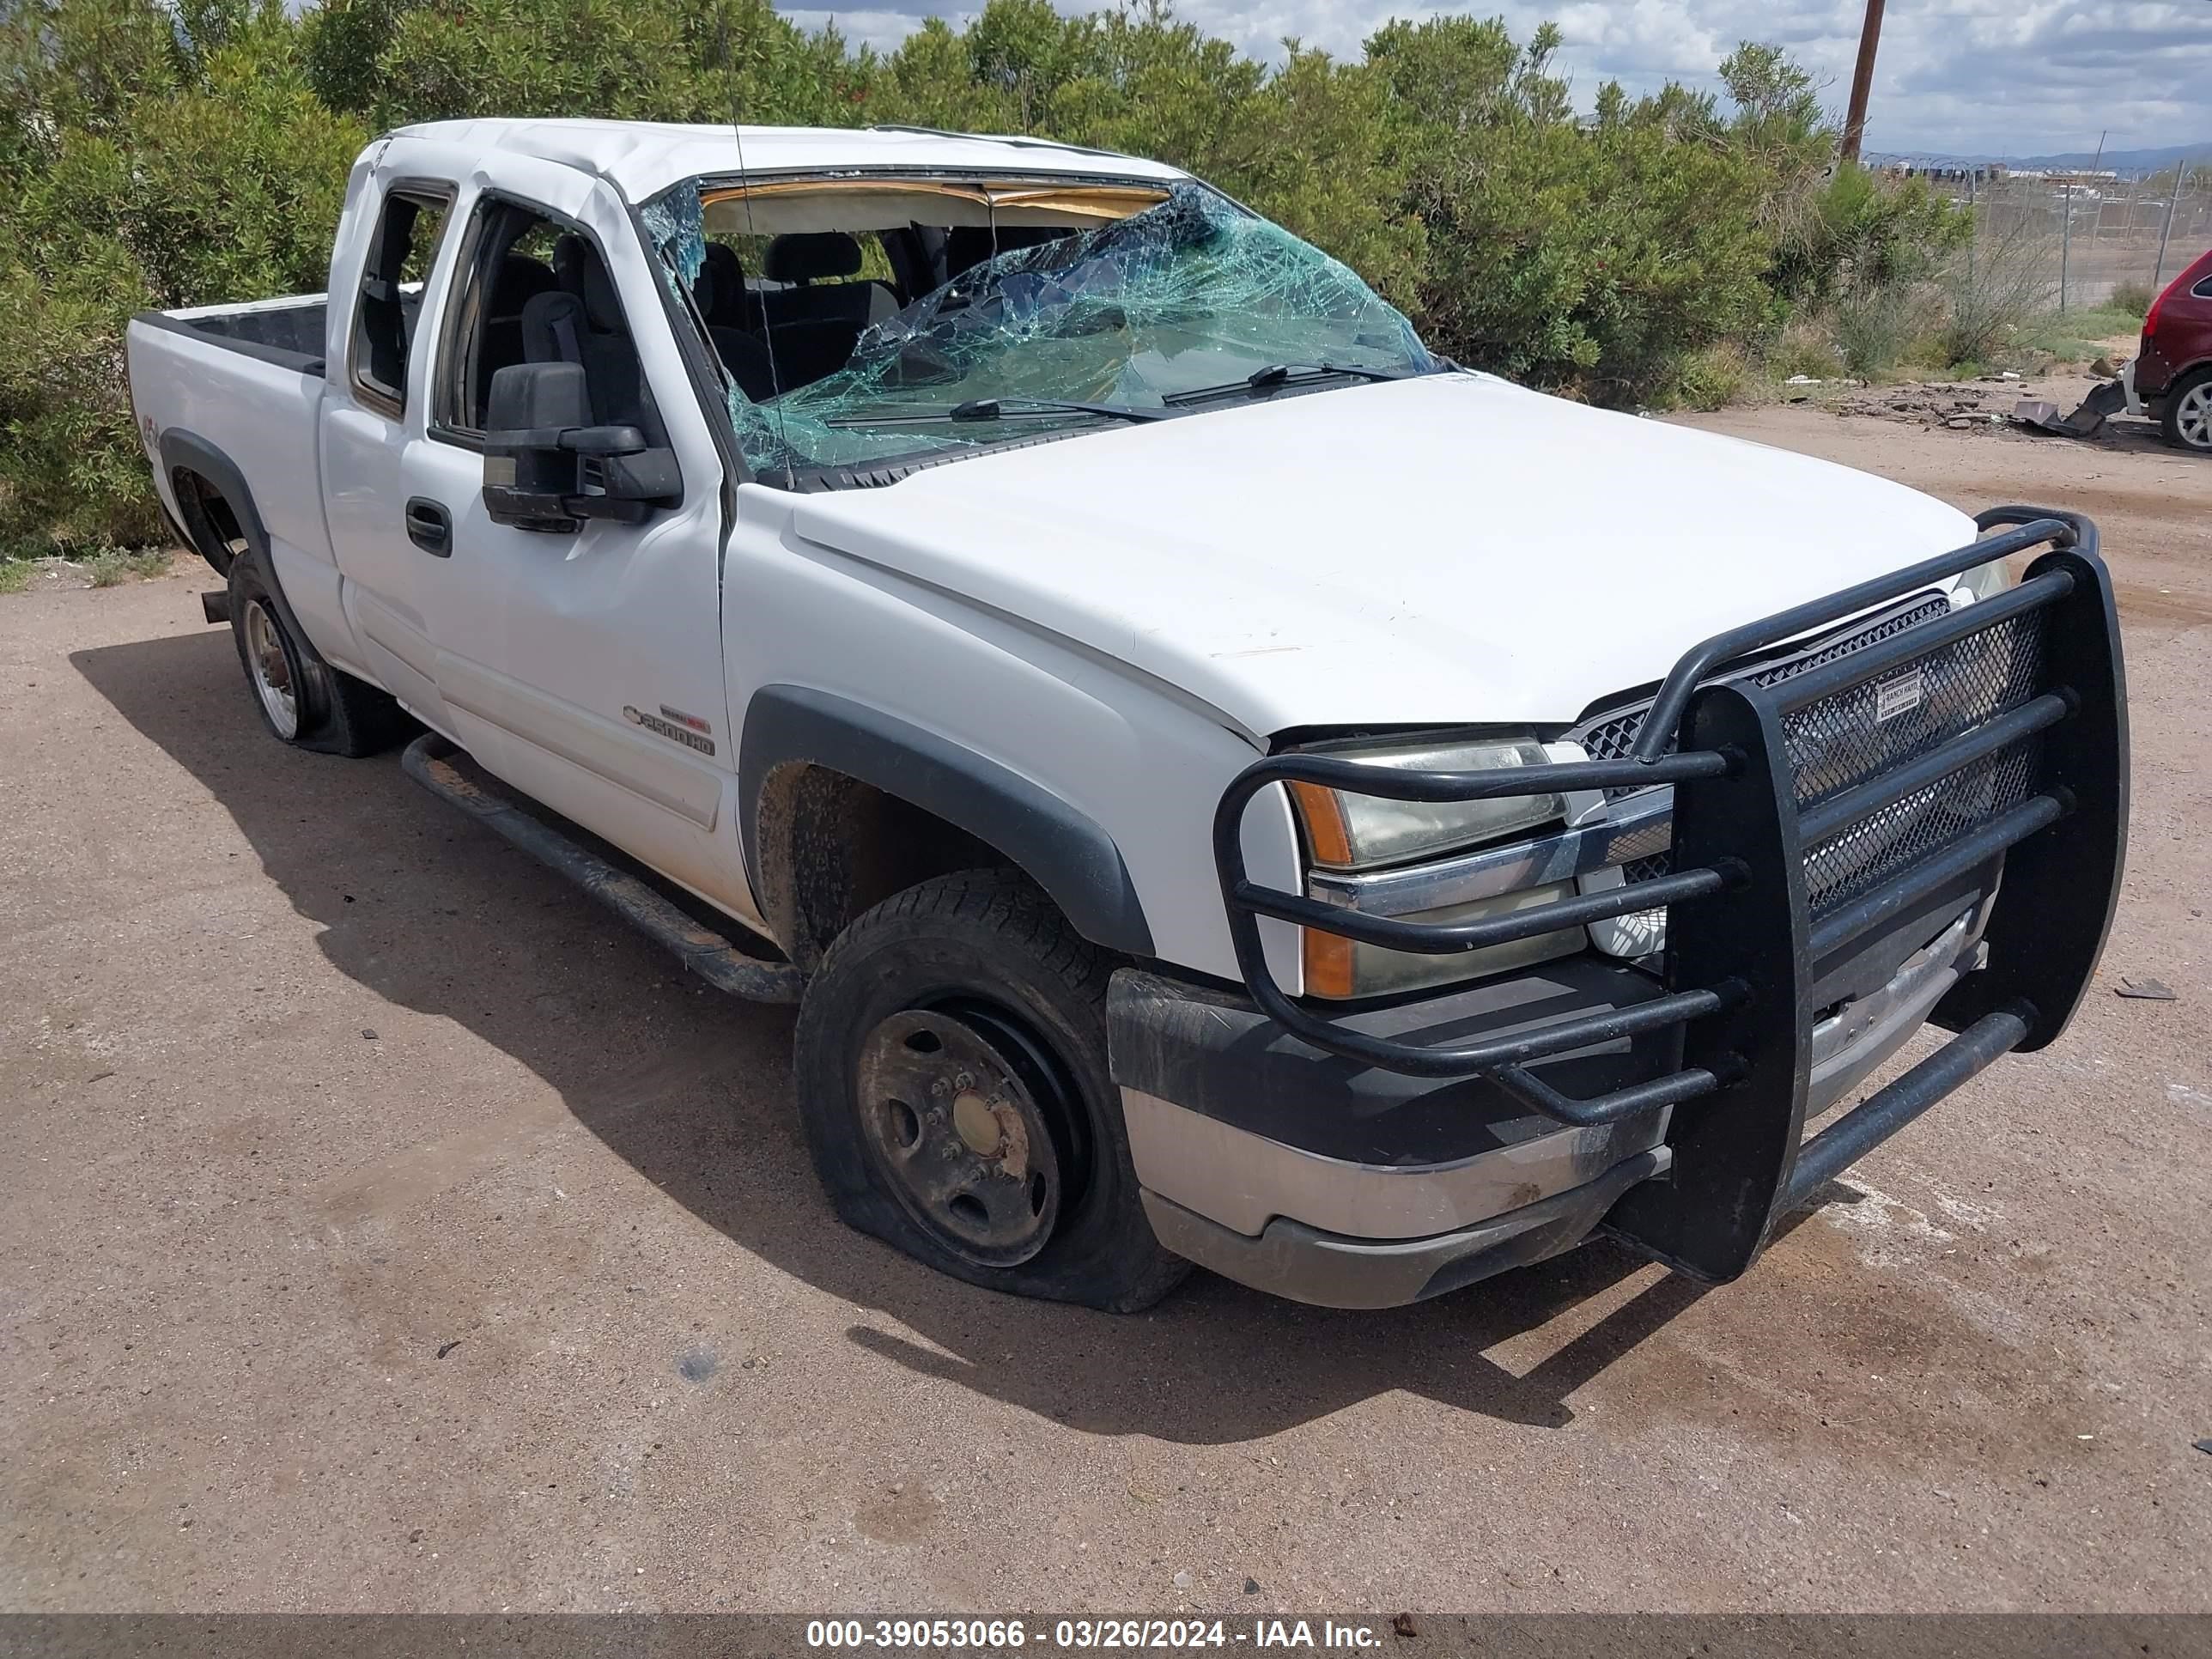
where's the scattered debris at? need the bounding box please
[1244,1577,1261,1595]
[1394,1613,1419,1639]
[1785,374,1823,386]
[2195,1437,2212,1456]
[1172,1571,1193,1590]
[2015,378,2126,438]
[2116,976,2177,1000]
[361,1028,379,1040]
[2002,369,2021,381]
[434,1339,462,1359]
[2089,356,2116,379]
[676,1347,718,1382]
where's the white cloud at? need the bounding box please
[775,0,2212,156]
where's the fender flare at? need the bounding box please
[156,429,323,688]
[158,428,270,573]
[739,684,1154,958]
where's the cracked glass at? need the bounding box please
[641,180,1438,481]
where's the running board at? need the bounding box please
[401,733,802,1006]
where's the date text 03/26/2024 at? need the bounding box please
[805,1620,1390,1651]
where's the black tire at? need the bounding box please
[793,869,1189,1313]
[226,552,410,757]
[2160,366,2212,453]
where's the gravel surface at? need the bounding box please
[3,406,2207,1613]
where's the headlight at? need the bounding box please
[1288,733,1565,871]
[1286,733,1577,999]
[1956,552,2019,604]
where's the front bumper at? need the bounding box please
[1111,894,1990,1308]
[1154,506,2126,1304]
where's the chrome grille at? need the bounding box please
[1575,592,1954,777]
[1573,591,2043,934]
[1790,610,2045,914]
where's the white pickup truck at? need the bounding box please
[127,118,2128,1312]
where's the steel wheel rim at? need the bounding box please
[243,599,299,739]
[854,1004,1074,1267]
[2179,383,2212,450]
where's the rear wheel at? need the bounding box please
[226,553,410,757]
[240,591,303,740]
[2162,367,2212,453]
[793,869,1188,1312]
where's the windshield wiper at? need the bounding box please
[826,397,1166,428]
[1164,362,1409,406]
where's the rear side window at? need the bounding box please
[351,185,453,416]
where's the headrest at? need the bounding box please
[553,234,625,332]
[489,253,557,313]
[698,242,740,308]
[764,231,862,283]
[702,241,744,289]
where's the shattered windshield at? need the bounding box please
[641,180,1440,481]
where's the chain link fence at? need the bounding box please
[1897,166,2212,313]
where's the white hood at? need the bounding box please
[786,374,1976,738]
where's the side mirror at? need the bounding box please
[483,362,682,532]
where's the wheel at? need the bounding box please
[226,552,410,757]
[793,869,1190,1312]
[2162,367,2212,453]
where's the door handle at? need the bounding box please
[404,496,452,557]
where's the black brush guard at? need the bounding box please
[1213,507,2128,1281]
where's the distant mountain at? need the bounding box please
[1869,140,2212,176]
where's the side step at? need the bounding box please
[400,733,802,1006]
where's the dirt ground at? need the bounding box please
[3,401,2209,1615]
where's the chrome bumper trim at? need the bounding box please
[1121,1085,1668,1241]
[1807,899,1991,1110]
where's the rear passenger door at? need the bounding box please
[321,171,457,702]
[398,176,763,933]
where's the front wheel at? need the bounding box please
[793,870,1188,1312]
[2162,367,2212,453]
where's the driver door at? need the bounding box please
[398,168,761,931]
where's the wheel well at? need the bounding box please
[755,763,1016,973]
[170,468,248,575]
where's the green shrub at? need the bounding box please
[1368,21,1782,404]
[2108,280,2154,318]
[1930,210,2051,368]
[1,0,366,555]
[85,547,172,586]
[1670,341,1751,410]
[1765,318,1846,380]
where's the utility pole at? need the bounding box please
[1839,0,1887,164]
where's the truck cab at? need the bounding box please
[126,120,2128,1312]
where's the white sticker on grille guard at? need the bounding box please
[1875,666,1925,723]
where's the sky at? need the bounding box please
[776,0,2212,159]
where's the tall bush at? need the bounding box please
[1368,19,1782,400]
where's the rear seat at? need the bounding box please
[759,232,898,332]
[690,234,902,393]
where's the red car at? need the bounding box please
[2135,243,2212,453]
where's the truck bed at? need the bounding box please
[134,294,329,376]
[127,295,339,648]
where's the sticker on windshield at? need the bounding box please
[1874,667,1924,723]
